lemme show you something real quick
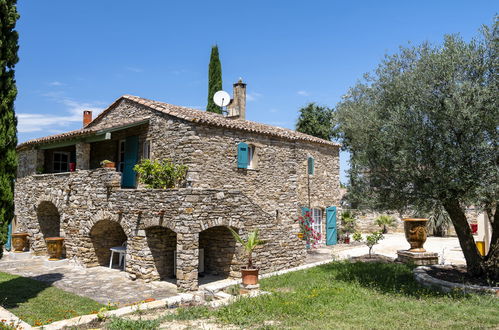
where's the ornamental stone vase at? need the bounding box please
[12,232,29,252]
[45,237,65,260]
[403,218,428,252]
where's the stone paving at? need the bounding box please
[0,253,177,306]
[307,233,466,265]
[0,234,465,308]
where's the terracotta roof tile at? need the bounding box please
[18,95,340,150]
[122,95,339,147]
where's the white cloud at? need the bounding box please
[125,66,143,73]
[17,96,105,133]
[48,81,64,86]
[247,92,262,102]
[297,90,309,96]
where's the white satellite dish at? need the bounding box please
[213,90,231,107]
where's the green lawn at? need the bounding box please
[0,271,104,326]
[165,261,499,329]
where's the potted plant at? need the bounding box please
[100,160,116,168]
[227,227,265,285]
[340,210,356,244]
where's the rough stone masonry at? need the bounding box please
[14,83,341,291]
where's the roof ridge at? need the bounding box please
[17,94,340,150]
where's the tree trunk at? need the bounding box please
[484,205,499,282]
[443,199,485,277]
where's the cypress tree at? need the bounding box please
[0,0,19,257]
[206,45,222,113]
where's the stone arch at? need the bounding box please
[89,220,127,267]
[199,225,239,277]
[145,226,177,280]
[37,201,61,240]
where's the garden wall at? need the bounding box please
[14,169,306,291]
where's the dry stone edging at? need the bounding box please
[0,306,32,330]
[32,293,194,330]
[413,266,499,296]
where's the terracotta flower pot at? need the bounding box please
[102,162,115,168]
[403,218,428,252]
[45,237,65,260]
[241,268,259,285]
[12,232,29,253]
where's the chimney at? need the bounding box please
[227,78,246,120]
[83,110,92,127]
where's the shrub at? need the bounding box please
[365,231,384,258]
[133,159,188,189]
[375,215,396,234]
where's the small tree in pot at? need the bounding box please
[227,227,265,285]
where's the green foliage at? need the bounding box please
[165,262,499,329]
[427,203,452,237]
[374,215,396,234]
[133,159,188,189]
[107,317,160,330]
[0,272,104,326]
[227,227,264,269]
[352,232,362,242]
[336,19,499,277]
[206,45,223,113]
[296,103,337,141]
[0,0,19,251]
[365,231,384,257]
[340,210,356,234]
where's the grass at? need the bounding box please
[165,261,499,329]
[0,271,104,326]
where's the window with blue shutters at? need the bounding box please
[237,142,249,168]
[307,156,314,175]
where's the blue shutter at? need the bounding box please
[326,206,337,245]
[237,142,248,169]
[307,156,314,175]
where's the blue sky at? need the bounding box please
[14,1,497,183]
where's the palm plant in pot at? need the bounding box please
[227,227,265,285]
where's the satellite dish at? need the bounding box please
[213,90,231,107]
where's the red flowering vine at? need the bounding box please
[294,211,321,248]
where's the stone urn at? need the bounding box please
[45,237,65,260]
[403,218,428,252]
[12,232,29,252]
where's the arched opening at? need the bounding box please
[90,220,127,267]
[37,201,61,239]
[199,226,238,278]
[146,226,177,280]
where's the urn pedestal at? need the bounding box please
[45,237,65,260]
[12,233,29,252]
[397,218,438,265]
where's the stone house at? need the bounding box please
[14,80,341,291]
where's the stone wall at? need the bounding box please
[14,169,306,291]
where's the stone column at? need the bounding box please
[76,142,90,170]
[176,232,199,291]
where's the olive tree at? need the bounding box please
[337,20,498,281]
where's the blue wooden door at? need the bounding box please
[326,206,337,245]
[121,135,139,188]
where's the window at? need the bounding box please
[311,208,323,235]
[118,140,125,172]
[237,142,258,169]
[143,140,151,159]
[53,151,70,173]
[248,145,255,169]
